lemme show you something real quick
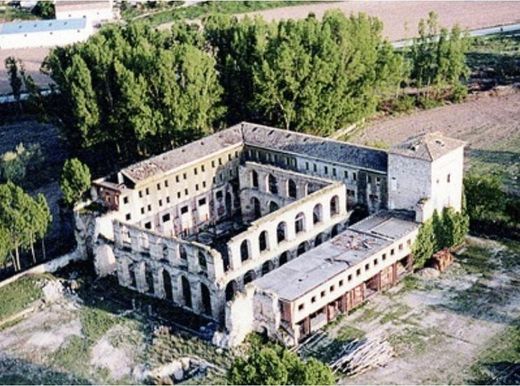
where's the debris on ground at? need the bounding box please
[416,267,441,279]
[330,333,394,377]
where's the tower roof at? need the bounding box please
[390,132,465,161]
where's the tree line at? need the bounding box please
[6,10,468,163]
[0,182,52,271]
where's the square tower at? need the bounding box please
[387,132,465,222]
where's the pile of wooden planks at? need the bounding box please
[330,334,394,376]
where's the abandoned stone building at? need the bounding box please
[82,122,465,347]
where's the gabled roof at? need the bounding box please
[389,131,465,162]
[121,125,244,184]
[241,122,387,172]
[0,18,86,35]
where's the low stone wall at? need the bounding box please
[0,249,85,289]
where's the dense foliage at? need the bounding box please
[32,1,55,19]
[206,12,405,134]
[36,10,469,164]
[0,143,44,185]
[464,174,519,237]
[413,207,469,268]
[60,158,91,207]
[227,342,334,385]
[409,11,470,101]
[0,182,51,270]
[43,23,224,159]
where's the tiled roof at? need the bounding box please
[121,125,244,184]
[0,18,86,35]
[390,131,465,161]
[241,122,387,172]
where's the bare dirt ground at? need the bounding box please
[244,1,520,41]
[0,47,51,95]
[304,236,520,384]
[351,90,520,193]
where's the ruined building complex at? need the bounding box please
[81,122,465,347]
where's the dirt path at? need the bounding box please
[243,1,520,41]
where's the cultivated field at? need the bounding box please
[244,1,520,41]
[351,89,520,194]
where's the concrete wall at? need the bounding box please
[431,147,464,213]
[387,154,432,213]
[388,147,464,220]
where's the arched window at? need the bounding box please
[279,252,288,266]
[269,201,279,213]
[225,280,238,301]
[198,251,207,270]
[251,170,259,188]
[259,230,269,252]
[144,263,154,295]
[287,179,297,198]
[262,261,274,275]
[181,276,192,308]
[331,224,340,237]
[162,244,169,260]
[200,283,212,316]
[128,263,137,288]
[244,270,256,285]
[295,212,306,234]
[225,192,233,214]
[315,233,325,247]
[330,195,340,216]
[163,270,173,301]
[313,203,323,224]
[297,242,307,256]
[251,197,261,218]
[240,240,250,262]
[179,245,187,260]
[277,222,287,243]
[267,174,278,194]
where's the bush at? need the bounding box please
[227,341,334,385]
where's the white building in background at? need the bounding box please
[0,18,93,49]
[55,0,118,24]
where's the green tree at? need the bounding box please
[412,219,435,268]
[60,158,91,207]
[0,225,11,267]
[431,209,447,250]
[253,12,404,134]
[227,343,334,385]
[409,11,469,100]
[0,182,51,270]
[228,347,288,385]
[464,174,505,220]
[205,12,404,134]
[32,1,55,19]
[0,143,44,186]
[43,22,224,160]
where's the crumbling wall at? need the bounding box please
[215,285,255,348]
